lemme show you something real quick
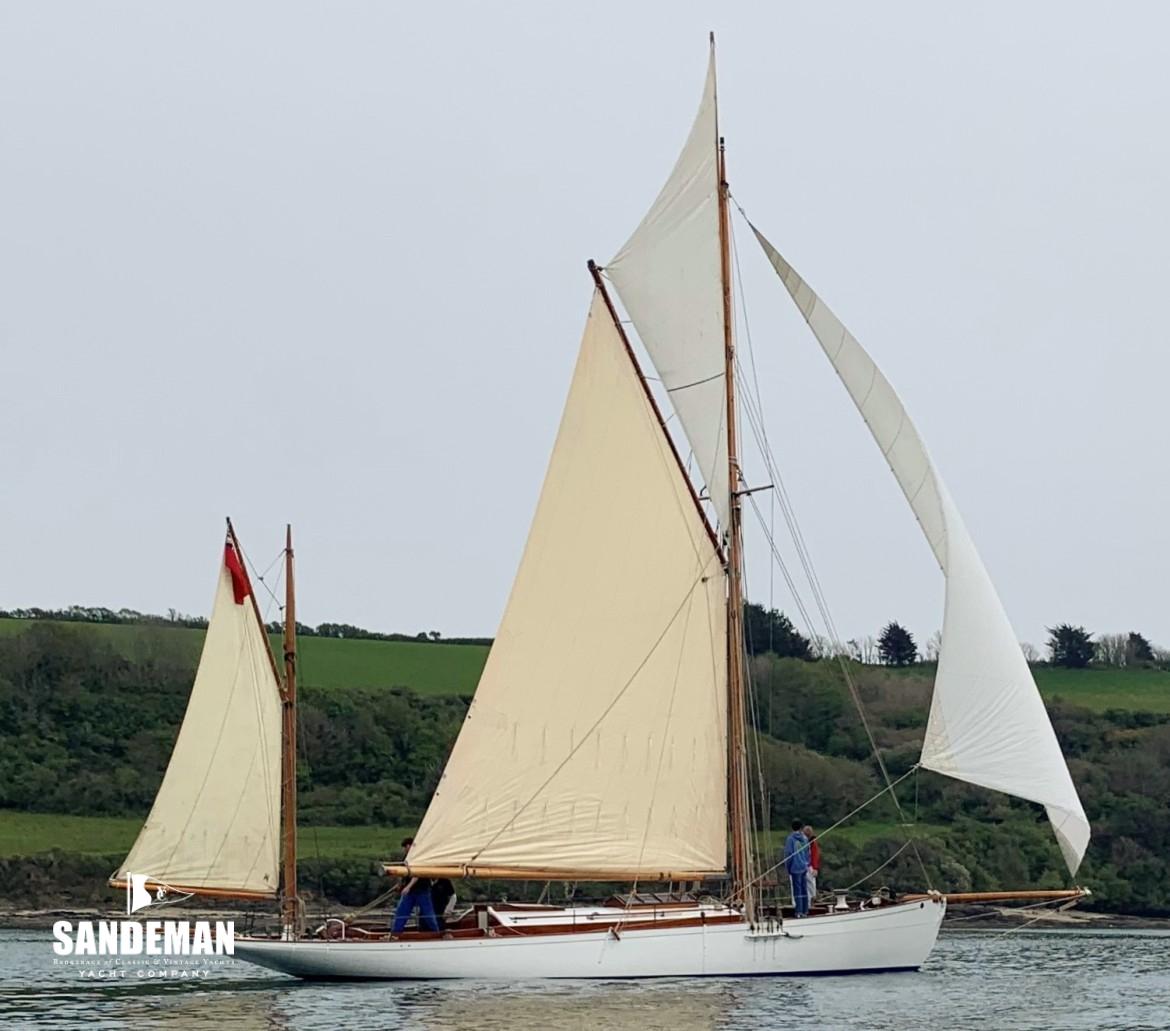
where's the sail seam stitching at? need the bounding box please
[465,555,722,866]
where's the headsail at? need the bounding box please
[750,224,1090,874]
[606,46,729,532]
[401,290,728,879]
[114,533,283,895]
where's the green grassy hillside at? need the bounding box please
[0,810,409,862]
[2,617,1167,709]
[1032,666,1170,713]
[0,618,488,696]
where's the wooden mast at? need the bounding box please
[280,524,300,935]
[712,33,755,920]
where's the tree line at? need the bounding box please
[743,603,1169,672]
[6,602,1163,670]
[0,606,490,647]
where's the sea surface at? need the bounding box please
[0,926,1166,1030]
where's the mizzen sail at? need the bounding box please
[114,535,283,895]
[402,290,728,879]
[606,47,729,532]
[751,224,1090,875]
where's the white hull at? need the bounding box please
[234,897,945,980]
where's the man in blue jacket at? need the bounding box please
[783,820,811,917]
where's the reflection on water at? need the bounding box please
[1,928,1168,1030]
[405,980,730,1031]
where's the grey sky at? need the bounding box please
[2,2,1166,649]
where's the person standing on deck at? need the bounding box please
[390,836,439,935]
[783,820,810,917]
[431,877,457,930]
[802,824,821,903]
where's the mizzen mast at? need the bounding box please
[280,524,300,935]
[712,33,755,920]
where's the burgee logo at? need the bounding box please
[126,872,155,914]
[123,871,191,913]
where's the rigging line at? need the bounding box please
[747,477,931,886]
[740,482,819,646]
[666,370,724,393]
[466,554,723,864]
[245,547,286,613]
[726,197,932,889]
[739,561,772,862]
[733,765,920,899]
[992,897,1083,939]
[728,218,888,757]
[735,389,895,803]
[727,197,843,643]
[946,895,1084,923]
[734,364,834,646]
[842,839,912,891]
[734,211,848,649]
[728,199,772,464]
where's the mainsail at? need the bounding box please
[402,290,728,879]
[606,47,729,532]
[114,536,283,895]
[750,224,1090,874]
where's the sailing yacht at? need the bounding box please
[111,520,302,932]
[120,39,1090,979]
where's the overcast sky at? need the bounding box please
[2,2,1166,649]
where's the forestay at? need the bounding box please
[606,47,729,532]
[404,290,728,879]
[751,224,1090,875]
[114,540,283,894]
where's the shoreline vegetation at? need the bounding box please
[2,614,1168,917]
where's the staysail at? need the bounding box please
[751,224,1090,874]
[114,535,283,895]
[401,290,728,879]
[606,47,729,532]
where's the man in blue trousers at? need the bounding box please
[783,820,810,917]
[390,836,440,935]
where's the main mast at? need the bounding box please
[712,34,755,919]
[281,525,300,935]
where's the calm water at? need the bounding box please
[0,927,1167,1030]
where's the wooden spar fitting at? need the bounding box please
[712,35,755,921]
[902,889,1091,904]
[109,878,278,902]
[225,517,282,688]
[281,525,300,935]
[383,863,726,881]
[587,260,724,563]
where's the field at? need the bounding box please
[2,808,954,864]
[0,810,411,861]
[2,618,1168,709]
[1031,666,1170,713]
[0,618,488,696]
[756,819,950,857]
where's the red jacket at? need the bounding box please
[809,838,821,871]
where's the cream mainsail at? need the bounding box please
[114,538,283,894]
[607,48,729,532]
[751,224,1090,874]
[403,290,728,878]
